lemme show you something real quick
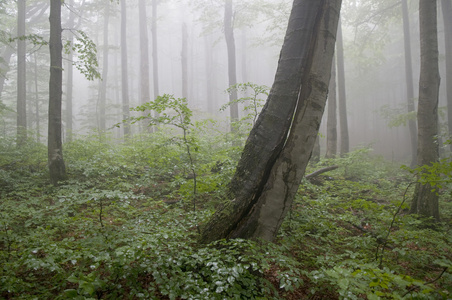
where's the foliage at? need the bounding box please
[64,30,101,81]
[1,135,451,299]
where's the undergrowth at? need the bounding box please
[1,131,451,299]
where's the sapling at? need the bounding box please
[121,95,199,219]
[222,82,269,126]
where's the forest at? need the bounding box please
[1,0,452,299]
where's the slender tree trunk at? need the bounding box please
[326,55,337,158]
[182,22,188,99]
[98,0,110,133]
[65,0,75,142]
[442,0,452,150]
[199,0,341,243]
[33,52,40,143]
[120,0,130,137]
[17,0,27,145]
[402,0,418,166]
[151,0,160,101]
[138,0,151,107]
[204,34,215,114]
[336,18,349,155]
[410,0,440,222]
[48,0,67,185]
[224,0,238,132]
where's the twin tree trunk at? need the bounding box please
[410,0,440,221]
[48,0,67,185]
[199,0,342,243]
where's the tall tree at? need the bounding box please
[65,0,75,142]
[442,0,452,149]
[120,0,130,137]
[199,0,341,243]
[151,0,160,102]
[402,0,417,166]
[98,0,110,133]
[17,0,27,145]
[138,0,151,110]
[48,0,67,185]
[336,18,349,155]
[325,55,337,158]
[224,0,238,131]
[410,0,440,221]
[181,22,188,99]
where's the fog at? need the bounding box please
[0,0,450,162]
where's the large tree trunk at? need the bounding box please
[120,0,130,137]
[410,0,440,222]
[336,18,349,156]
[224,0,238,132]
[98,0,110,133]
[48,0,67,185]
[325,55,337,158]
[442,0,452,150]
[199,0,341,244]
[402,0,417,167]
[17,0,27,146]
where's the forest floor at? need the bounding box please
[1,135,451,299]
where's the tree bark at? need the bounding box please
[410,0,440,222]
[442,0,452,150]
[325,54,337,158]
[48,0,67,185]
[120,0,130,137]
[17,0,27,146]
[224,0,239,132]
[336,18,349,155]
[401,0,417,167]
[199,0,341,244]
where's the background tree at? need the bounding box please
[98,0,110,133]
[120,0,130,137]
[442,0,452,148]
[401,0,417,166]
[16,0,26,146]
[48,0,67,185]
[336,18,349,156]
[151,0,160,107]
[138,0,151,131]
[224,0,238,131]
[326,55,337,158]
[410,0,440,221]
